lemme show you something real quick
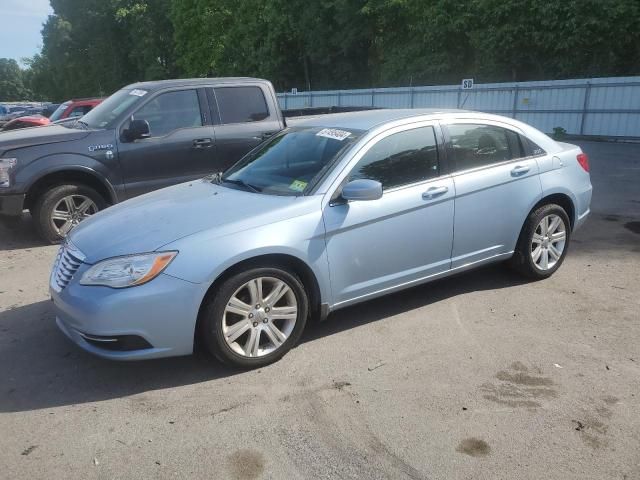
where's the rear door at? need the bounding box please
[117,87,217,198]
[208,85,283,171]
[443,121,542,268]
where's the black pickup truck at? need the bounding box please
[0,77,289,242]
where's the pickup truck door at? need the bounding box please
[207,85,283,171]
[117,87,217,199]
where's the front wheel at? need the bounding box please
[200,267,308,368]
[511,203,571,279]
[32,184,107,244]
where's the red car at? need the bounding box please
[48,98,103,123]
[0,98,103,132]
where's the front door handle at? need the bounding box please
[422,186,449,199]
[511,165,530,176]
[192,138,213,148]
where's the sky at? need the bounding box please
[0,0,53,65]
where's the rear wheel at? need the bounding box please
[200,267,308,368]
[511,203,571,279]
[32,184,106,244]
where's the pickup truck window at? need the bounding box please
[214,86,269,124]
[131,89,202,138]
[222,127,362,196]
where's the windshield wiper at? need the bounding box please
[222,178,261,193]
[76,120,89,129]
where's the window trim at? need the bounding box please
[323,120,447,204]
[118,86,206,141]
[441,119,538,176]
[211,85,272,126]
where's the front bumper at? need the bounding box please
[51,267,206,361]
[0,193,25,217]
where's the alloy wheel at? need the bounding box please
[531,213,567,270]
[222,276,298,358]
[51,194,98,236]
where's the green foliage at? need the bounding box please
[0,58,32,101]
[20,0,640,99]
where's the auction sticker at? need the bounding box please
[289,180,308,192]
[129,89,148,97]
[316,128,351,141]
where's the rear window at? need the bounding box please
[214,86,269,124]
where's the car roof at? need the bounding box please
[125,77,269,91]
[290,108,473,130]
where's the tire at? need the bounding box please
[200,267,309,368]
[510,203,571,279]
[32,184,107,244]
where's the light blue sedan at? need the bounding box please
[50,109,592,368]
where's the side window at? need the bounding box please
[521,135,546,156]
[447,124,524,172]
[214,86,269,124]
[349,126,439,190]
[132,89,202,138]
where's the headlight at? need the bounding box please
[80,251,178,288]
[0,158,17,188]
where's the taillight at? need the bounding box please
[577,153,589,172]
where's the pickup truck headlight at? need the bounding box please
[80,251,178,288]
[0,158,17,187]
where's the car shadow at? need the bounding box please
[0,213,46,251]
[0,263,527,413]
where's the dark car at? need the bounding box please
[0,78,286,242]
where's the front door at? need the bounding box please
[322,123,455,307]
[117,87,217,198]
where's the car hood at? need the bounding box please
[69,180,312,263]
[0,124,89,152]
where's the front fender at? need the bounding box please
[163,212,332,306]
[16,154,119,202]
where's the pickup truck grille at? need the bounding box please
[52,243,84,290]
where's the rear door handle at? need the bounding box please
[511,165,530,176]
[422,186,449,199]
[192,138,213,148]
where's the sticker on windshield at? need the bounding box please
[316,128,351,141]
[289,180,308,192]
[129,89,148,97]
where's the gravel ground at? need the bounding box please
[0,141,638,480]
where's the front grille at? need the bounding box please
[52,243,84,290]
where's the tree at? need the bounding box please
[0,58,31,101]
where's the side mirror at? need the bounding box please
[124,119,150,141]
[341,179,383,202]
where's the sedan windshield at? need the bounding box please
[221,126,363,196]
[81,88,146,129]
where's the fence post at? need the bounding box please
[456,87,462,108]
[512,85,519,119]
[410,87,415,108]
[579,82,591,135]
[371,89,375,107]
[337,91,341,107]
[309,91,313,107]
[284,93,288,110]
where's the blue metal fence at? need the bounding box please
[278,76,640,138]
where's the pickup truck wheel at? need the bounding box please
[510,203,571,279]
[200,267,308,368]
[32,184,107,244]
